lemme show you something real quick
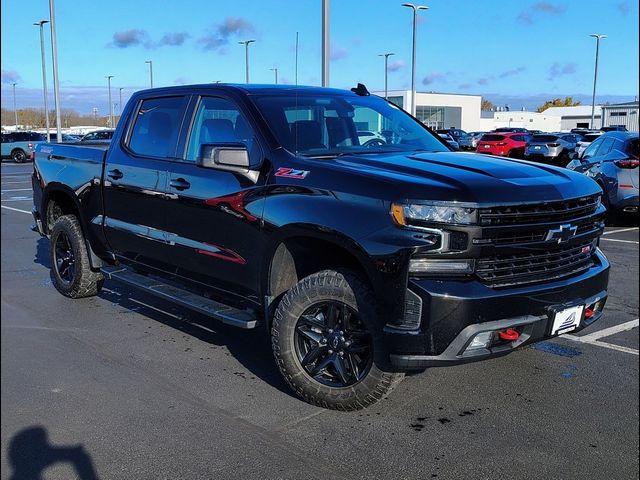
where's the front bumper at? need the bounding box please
[386,249,610,370]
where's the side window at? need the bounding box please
[582,137,603,160]
[186,97,254,161]
[595,138,614,157]
[129,96,186,158]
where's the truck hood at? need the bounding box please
[331,151,601,204]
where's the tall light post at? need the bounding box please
[48,0,62,142]
[270,67,279,84]
[322,0,329,86]
[12,83,18,130]
[402,3,428,117]
[589,34,606,129]
[145,60,153,88]
[119,88,123,115]
[238,40,255,83]
[106,75,114,128]
[34,20,51,142]
[378,52,395,99]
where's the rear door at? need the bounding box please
[161,95,266,303]
[102,95,189,272]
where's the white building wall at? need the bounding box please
[479,111,561,132]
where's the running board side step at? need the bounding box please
[101,266,258,329]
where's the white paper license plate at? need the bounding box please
[551,305,584,335]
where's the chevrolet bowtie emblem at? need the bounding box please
[546,224,578,243]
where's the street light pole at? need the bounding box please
[119,88,123,115]
[48,0,62,142]
[589,34,606,129]
[12,83,18,130]
[106,75,114,128]
[145,60,153,88]
[238,40,255,83]
[402,3,428,117]
[378,52,395,99]
[270,67,278,84]
[322,0,330,87]
[34,20,51,142]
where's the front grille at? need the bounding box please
[480,216,604,246]
[479,195,600,226]
[476,240,595,288]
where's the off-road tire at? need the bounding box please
[50,215,104,298]
[271,270,404,411]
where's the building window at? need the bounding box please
[387,96,404,109]
[416,105,445,129]
[611,111,627,116]
[529,119,534,122]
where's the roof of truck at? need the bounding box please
[135,83,365,97]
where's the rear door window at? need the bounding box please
[481,134,505,141]
[128,96,187,158]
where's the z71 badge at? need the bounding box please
[275,167,310,179]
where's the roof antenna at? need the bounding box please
[351,83,370,96]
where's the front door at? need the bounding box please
[162,96,266,303]
[102,95,188,271]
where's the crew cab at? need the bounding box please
[32,84,610,410]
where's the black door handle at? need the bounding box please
[169,178,191,191]
[107,169,123,180]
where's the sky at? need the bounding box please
[1,0,638,115]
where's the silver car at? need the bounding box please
[525,133,579,166]
[467,131,487,150]
[567,131,639,216]
[436,129,472,150]
[576,132,604,157]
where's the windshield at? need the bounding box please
[252,93,448,157]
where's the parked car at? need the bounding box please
[357,131,386,147]
[493,127,529,133]
[567,131,639,215]
[576,132,604,157]
[601,126,628,132]
[33,83,609,411]
[80,130,115,142]
[436,128,472,150]
[1,131,45,162]
[524,133,579,166]
[476,132,531,158]
[437,133,459,150]
[62,134,82,142]
[467,131,486,150]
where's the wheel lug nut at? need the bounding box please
[340,336,345,342]
[328,329,333,334]
[328,349,333,354]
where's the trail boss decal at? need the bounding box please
[275,167,310,179]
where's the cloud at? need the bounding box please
[422,72,446,85]
[198,17,256,52]
[1,70,21,84]
[477,77,492,86]
[387,60,405,72]
[458,83,472,89]
[160,32,189,46]
[112,29,151,48]
[174,77,191,85]
[498,66,526,78]
[330,43,348,61]
[616,0,630,15]
[548,62,577,80]
[517,2,566,24]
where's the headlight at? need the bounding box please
[409,258,475,274]
[392,203,477,226]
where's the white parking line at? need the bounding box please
[602,227,639,235]
[563,319,639,355]
[600,238,639,245]
[1,188,32,192]
[1,180,32,184]
[0,205,31,214]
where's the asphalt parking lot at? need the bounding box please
[1,160,638,480]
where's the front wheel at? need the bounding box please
[271,270,404,410]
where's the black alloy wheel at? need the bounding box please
[294,301,373,388]
[53,230,76,285]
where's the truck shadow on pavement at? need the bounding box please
[7,426,98,480]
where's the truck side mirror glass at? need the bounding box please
[198,143,258,183]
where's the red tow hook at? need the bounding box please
[584,308,594,319]
[498,328,520,342]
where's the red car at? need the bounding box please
[476,132,531,158]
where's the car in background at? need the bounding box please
[528,129,543,135]
[493,127,529,133]
[601,126,628,132]
[524,133,578,166]
[476,132,531,158]
[357,130,386,147]
[80,129,115,142]
[467,131,486,150]
[567,131,639,216]
[1,131,46,163]
[62,134,82,142]
[436,128,472,150]
[576,131,604,157]
[437,133,459,150]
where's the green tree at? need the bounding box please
[536,96,582,113]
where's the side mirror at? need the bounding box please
[198,143,259,183]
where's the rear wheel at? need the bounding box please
[271,270,404,410]
[11,149,26,163]
[50,215,104,298]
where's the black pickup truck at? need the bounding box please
[33,84,609,410]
